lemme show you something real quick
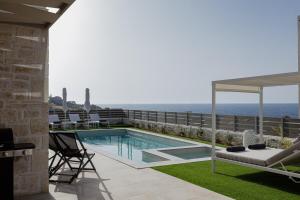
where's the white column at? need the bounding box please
[211,82,216,173]
[259,87,264,142]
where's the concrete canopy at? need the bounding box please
[213,71,300,93]
[0,0,75,28]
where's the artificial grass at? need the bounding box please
[154,161,300,200]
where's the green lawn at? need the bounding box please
[153,161,300,200]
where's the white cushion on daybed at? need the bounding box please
[216,148,283,166]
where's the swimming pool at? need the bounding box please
[78,129,212,168]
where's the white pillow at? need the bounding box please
[243,130,259,148]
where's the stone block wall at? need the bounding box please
[0,23,49,196]
[126,119,293,149]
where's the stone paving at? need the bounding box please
[17,152,232,200]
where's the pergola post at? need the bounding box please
[211,83,216,173]
[259,87,264,142]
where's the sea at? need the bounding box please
[99,104,299,118]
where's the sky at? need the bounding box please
[49,0,300,104]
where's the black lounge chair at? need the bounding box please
[49,132,96,183]
[49,132,65,178]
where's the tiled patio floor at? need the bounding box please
[17,152,232,200]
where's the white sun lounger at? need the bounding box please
[68,114,84,129]
[215,141,300,182]
[89,113,110,128]
[48,114,61,130]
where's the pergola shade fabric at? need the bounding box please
[0,0,75,27]
[214,72,300,93]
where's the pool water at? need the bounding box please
[159,147,212,160]
[78,129,194,164]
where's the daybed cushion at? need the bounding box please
[216,148,282,166]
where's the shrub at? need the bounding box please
[134,123,140,129]
[179,132,185,137]
[161,126,167,134]
[225,134,234,146]
[272,125,284,138]
[196,129,204,139]
[280,137,293,149]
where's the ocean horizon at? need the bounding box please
[99,103,299,118]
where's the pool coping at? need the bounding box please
[81,128,223,169]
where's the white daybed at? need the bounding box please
[211,72,300,182]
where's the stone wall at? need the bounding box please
[126,119,293,149]
[0,23,49,196]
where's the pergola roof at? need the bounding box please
[213,71,300,93]
[0,0,75,28]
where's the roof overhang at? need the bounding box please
[213,72,300,93]
[0,0,75,28]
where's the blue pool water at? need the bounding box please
[78,129,194,164]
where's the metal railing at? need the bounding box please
[49,108,300,138]
[49,108,126,121]
[125,110,300,138]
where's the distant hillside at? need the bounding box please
[48,96,102,110]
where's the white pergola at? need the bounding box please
[211,71,300,172]
[0,0,75,28]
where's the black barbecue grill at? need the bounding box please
[0,128,35,200]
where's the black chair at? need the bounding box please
[49,132,96,184]
[48,132,66,178]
